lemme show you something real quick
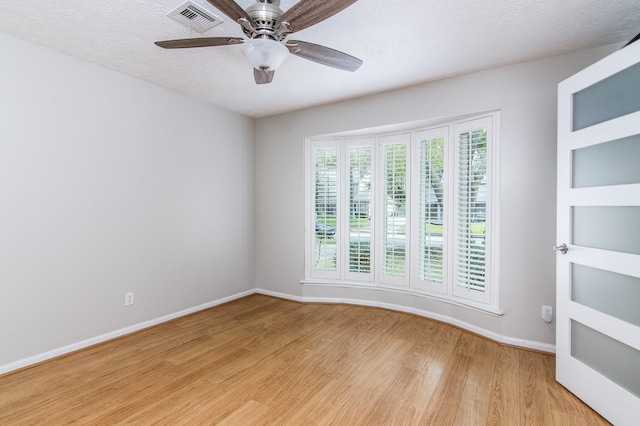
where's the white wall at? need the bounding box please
[254,45,618,350]
[0,34,255,371]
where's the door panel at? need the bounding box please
[572,60,640,130]
[572,134,640,187]
[557,40,640,425]
[571,263,640,327]
[571,320,640,398]
[572,206,640,254]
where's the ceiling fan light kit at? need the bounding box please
[155,0,362,84]
[240,38,289,71]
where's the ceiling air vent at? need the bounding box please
[167,1,223,34]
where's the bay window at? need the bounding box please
[305,113,499,310]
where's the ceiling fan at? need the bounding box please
[155,0,363,84]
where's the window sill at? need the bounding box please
[300,279,504,317]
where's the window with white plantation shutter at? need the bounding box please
[417,131,446,285]
[346,139,373,279]
[305,112,498,311]
[312,142,339,278]
[380,135,409,284]
[453,117,492,304]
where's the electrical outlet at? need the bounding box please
[542,305,553,323]
[125,292,134,306]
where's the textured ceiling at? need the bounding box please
[1,0,639,118]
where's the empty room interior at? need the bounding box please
[1,0,639,424]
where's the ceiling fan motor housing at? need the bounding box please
[244,0,287,41]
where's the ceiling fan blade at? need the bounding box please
[287,40,362,72]
[276,0,358,33]
[622,31,640,48]
[155,37,244,49]
[254,68,275,84]
[205,0,255,25]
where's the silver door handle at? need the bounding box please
[553,243,568,254]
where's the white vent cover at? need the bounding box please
[167,1,223,34]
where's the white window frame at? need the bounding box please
[304,112,500,313]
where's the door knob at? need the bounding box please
[553,243,569,254]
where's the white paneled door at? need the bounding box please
[556,40,640,425]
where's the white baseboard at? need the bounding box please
[0,289,255,376]
[256,288,556,354]
[255,288,305,302]
[500,336,556,353]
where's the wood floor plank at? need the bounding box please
[420,353,472,424]
[486,345,521,426]
[540,351,610,426]
[519,350,553,425]
[360,364,422,424]
[453,336,498,426]
[0,295,610,425]
[282,319,414,424]
[119,379,234,424]
[320,336,416,425]
[217,400,271,426]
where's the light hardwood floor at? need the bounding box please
[0,294,609,425]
